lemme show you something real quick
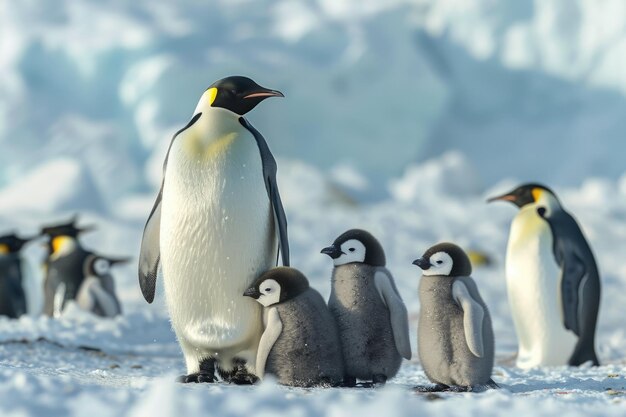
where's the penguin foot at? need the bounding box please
[228,370,259,385]
[341,377,357,388]
[414,383,450,393]
[219,358,259,385]
[177,372,217,384]
[372,374,387,386]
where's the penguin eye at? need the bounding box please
[436,260,443,265]
[264,288,271,293]
[348,248,355,252]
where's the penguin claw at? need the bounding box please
[227,372,259,385]
[177,372,216,384]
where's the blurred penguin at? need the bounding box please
[0,233,35,318]
[40,217,95,317]
[76,255,127,317]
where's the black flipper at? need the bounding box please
[239,117,290,266]
[538,207,601,365]
[138,113,202,303]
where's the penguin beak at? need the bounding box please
[78,225,97,234]
[486,192,517,204]
[412,257,431,270]
[243,287,261,299]
[321,245,343,259]
[108,257,132,266]
[242,88,284,100]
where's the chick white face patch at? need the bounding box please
[334,239,366,266]
[423,251,454,276]
[93,258,111,276]
[256,279,281,307]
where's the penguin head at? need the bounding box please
[243,267,309,307]
[321,229,386,267]
[85,255,130,278]
[487,183,561,216]
[40,216,95,257]
[413,242,472,277]
[0,233,33,255]
[195,76,284,116]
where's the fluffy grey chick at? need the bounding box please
[413,242,497,392]
[322,229,411,387]
[243,267,344,387]
[76,255,127,317]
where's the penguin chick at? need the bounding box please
[76,255,127,317]
[322,229,411,386]
[488,183,600,367]
[413,242,496,392]
[0,233,34,318]
[243,267,344,387]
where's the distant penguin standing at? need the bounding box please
[243,267,344,387]
[138,76,289,384]
[76,255,127,317]
[40,217,95,317]
[488,183,600,367]
[322,229,411,386]
[0,233,33,318]
[413,243,496,392]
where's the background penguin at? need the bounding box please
[40,217,95,317]
[138,76,290,384]
[243,267,344,387]
[76,255,127,318]
[488,183,600,368]
[322,229,411,386]
[0,233,34,318]
[413,243,496,392]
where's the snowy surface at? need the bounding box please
[1,153,626,416]
[1,0,626,415]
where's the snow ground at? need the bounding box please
[0,153,625,416]
[2,1,626,415]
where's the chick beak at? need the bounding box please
[412,257,431,270]
[243,287,261,299]
[321,245,342,259]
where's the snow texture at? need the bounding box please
[1,0,626,415]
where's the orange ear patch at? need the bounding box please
[532,188,543,202]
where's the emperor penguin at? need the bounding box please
[41,217,95,317]
[413,243,496,392]
[138,76,290,384]
[488,183,600,368]
[322,229,411,386]
[0,233,34,318]
[243,267,344,387]
[76,255,127,317]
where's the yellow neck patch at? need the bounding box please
[532,188,543,202]
[0,244,9,254]
[207,87,218,106]
[184,132,237,159]
[51,236,72,254]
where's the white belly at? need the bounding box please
[160,121,276,353]
[506,208,577,368]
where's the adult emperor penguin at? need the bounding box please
[0,233,33,318]
[413,243,496,392]
[41,217,95,317]
[138,76,290,384]
[243,267,344,387]
[76,255,127,317]
[322,229,411,386]
[488,183,600,367]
